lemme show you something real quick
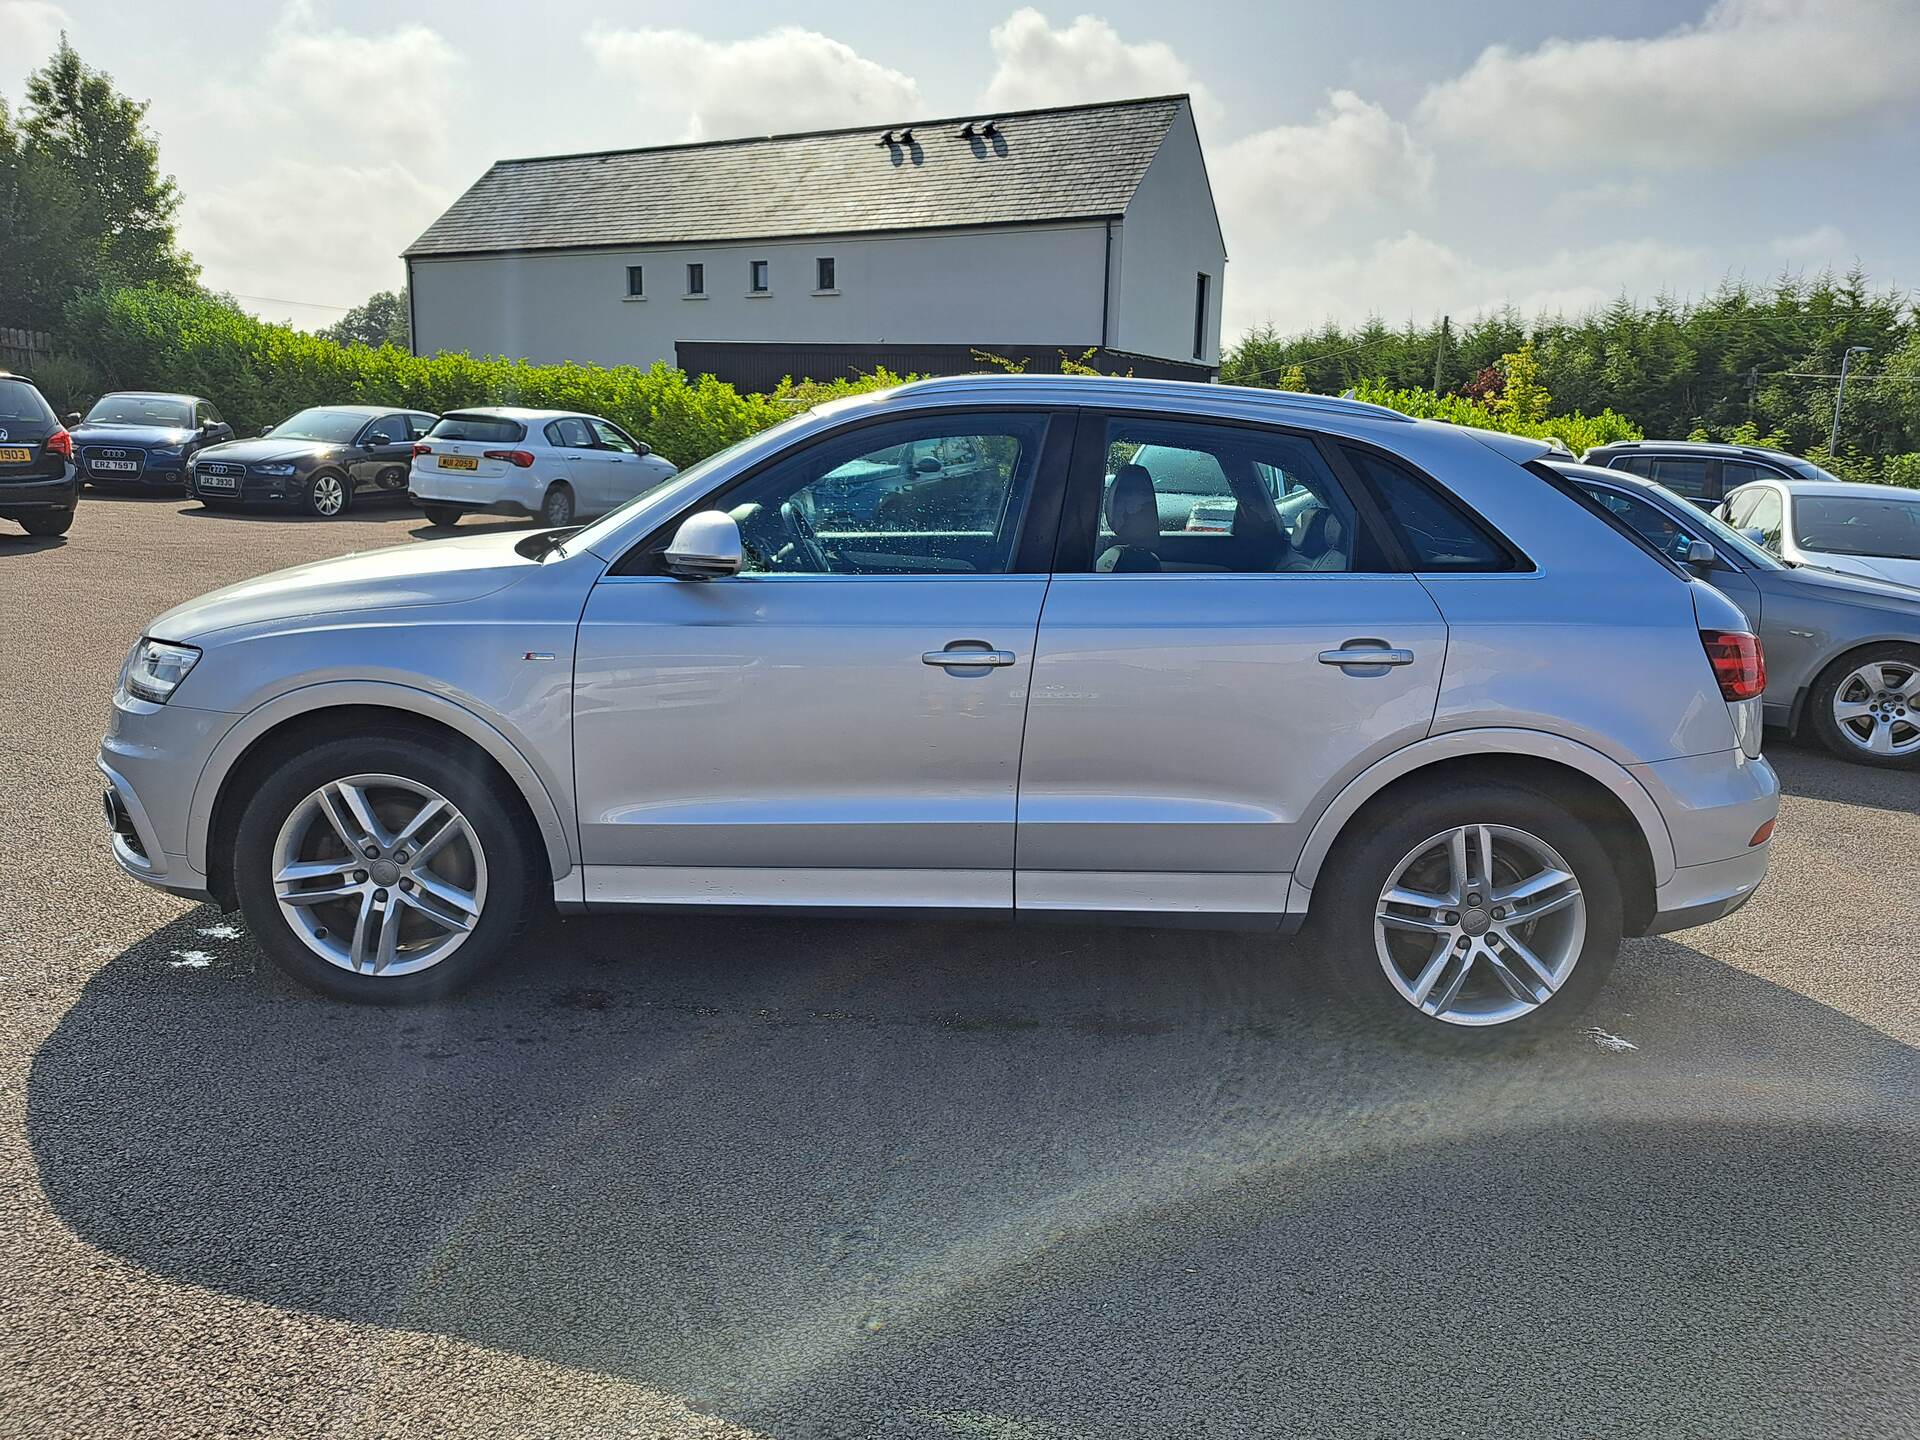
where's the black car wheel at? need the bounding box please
[18,511,74,536]
[421,504,464,529]
[300,470,351,518]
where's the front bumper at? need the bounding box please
[98,691,237,902]
[189,469,301,506]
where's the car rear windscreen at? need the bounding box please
[0,378,54,424]
[430,414,525,444]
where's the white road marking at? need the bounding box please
[1583,1026,1638,1052]
[198,924,241,940]
[169,951,213,969]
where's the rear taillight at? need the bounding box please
[46,427,72,459]
[412,442,432,457]
[485,449,535,468]
[1700,629,1765,702]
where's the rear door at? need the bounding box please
[571,407,1072,908]
[1014,412,1448,916]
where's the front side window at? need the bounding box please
[688,413,1051,577]
[749,259,769,293]
[626,265,644,297]
[368,414,410,445]
[547,417,593,448]
[1347,447,1519,572]
[1577,483,1704,563]
[1720,460,1782,490]
[816,256,836,291]
[1071,417,1379,574]
[590,418,637,454]
[686,263,704,296]
[1793,493,1920,560]
[1746,489,1785,551]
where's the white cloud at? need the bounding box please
[1771,224,1849,260]
[1213,90,1432,233]
[980,8,1220,125]
[182,159,447,318]
[1226,229,1713,338]
[1418,0,1920,167]
[588,26,921,142]
[0,0,72,94]
[252,21,461,158]
[1549,177,1655,218]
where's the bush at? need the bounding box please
[1350,377,1641,455]
[1882,454,1920,490]
[61,285,907,467]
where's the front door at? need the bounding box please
[1015,411,1449,916]
[572,408,1070,909]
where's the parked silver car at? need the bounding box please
[99,377,1779,1040]
[1719,475,1920,590]
[1559,461,1920,767]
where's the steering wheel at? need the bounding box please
[779,500,831,572]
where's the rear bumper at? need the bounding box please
[1645,843,1771,934]
[408,467,543,514]
[0,470,79,515]
[1630,749,1778,935]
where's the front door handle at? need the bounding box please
[923,642,1017,668]
[1318,642,1415,668]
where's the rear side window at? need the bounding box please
[1344,447,1521,572]
[430,413,524,444]
[0,378,54,424]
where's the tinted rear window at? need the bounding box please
[0,378,54,424]
[1345,447,1521,572]
[430,413,525,443]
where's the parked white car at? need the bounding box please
[408,407,677,528]
[1719,477,1920,589]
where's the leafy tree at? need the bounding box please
[320,289,411,349]
[0,35,194,329]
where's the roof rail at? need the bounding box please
[889,372,1415,423]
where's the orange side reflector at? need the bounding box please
[1749,819,1776,847]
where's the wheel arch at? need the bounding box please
[191,682,574,904]
[1294,729,1672,935]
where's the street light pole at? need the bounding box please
[1830,345,1869,455]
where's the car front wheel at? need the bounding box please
[232,732,539,1002]
[300,470,351,518]
[1311,779,1623,1045]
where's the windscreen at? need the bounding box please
[84,394,192,427]
[269,409,369,444]
[1794,494,1920,560]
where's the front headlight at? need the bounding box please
[253,462,298,477]
[122,638,202,704]
[150,445,184,460]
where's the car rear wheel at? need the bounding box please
[1809,644,1920,767]
[231,732,541,1002]
[300,470,351,518]
[1311,779,1623,1045]
[18,510,73,536]
[540,482,576,527]
[420,504,463,529]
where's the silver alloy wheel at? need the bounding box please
[270,773,487,977]
[312,473,346,516]
[1831,659,1920,758]
[543,487,573,526]
[1374,824,1587,1027]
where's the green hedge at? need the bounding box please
[1349,378,1641,456]
[59,286,905,467]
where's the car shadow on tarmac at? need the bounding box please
[27,899,1918,1438]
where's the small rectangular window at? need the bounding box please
[625,265,644,298]
[816,256,836,291]
[1192,272,1210,359]
[750,259,769,293]
[686,263,704,296]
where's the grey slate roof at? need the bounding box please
[405,95,1185,259]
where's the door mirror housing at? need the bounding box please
[260,423,275,436]
[663,510,743,578]
[367,432,391,447]
[1684,539,1717,568]
[914,455,941,474]
[64,411,82,427]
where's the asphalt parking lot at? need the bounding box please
[2,491,1916,1439]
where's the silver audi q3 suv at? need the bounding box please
[100,376,1779,1040]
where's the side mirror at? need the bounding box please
[914,456,941,474]
[1684,540,1717,568]
[368,432,391,446]
[634,440,652,457]
[64,411,81,427]
[663,510,742,579]
[260,423,274,436]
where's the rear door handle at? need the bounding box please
[923,643,1017,668]
[1318,643,1415,667]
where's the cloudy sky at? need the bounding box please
[4,0,1917,341]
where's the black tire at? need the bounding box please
[19,510,74,536]
[421,503,464,529]
[1806,643,1920,769]
[1307,778,1624,1048]
[298,469,352,518]
[540,482,576,527]
[231,731,541,1003]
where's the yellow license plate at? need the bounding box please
[438,454,478,471]
[0,447,30,463]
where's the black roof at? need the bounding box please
[405,95,1187,259]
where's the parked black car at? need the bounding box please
[71,391,234,492]
[189,405,436,516]
[1579,439,1842,512]
[0,371,79,537]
